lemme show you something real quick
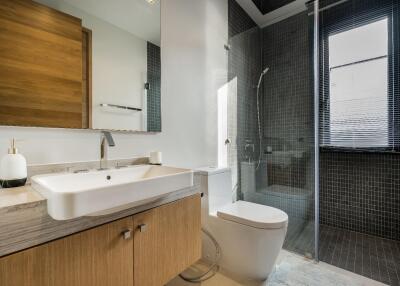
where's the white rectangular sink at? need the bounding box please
[31,165,193,220]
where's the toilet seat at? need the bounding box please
[217,200,288,229]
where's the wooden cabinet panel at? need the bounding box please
[133,195,202,286]
[0,231,82,286]
[0,196,201,286]
[0,0,83,128]
[0,217,134,286]
[82,28,92,129]
[80,216,134,286]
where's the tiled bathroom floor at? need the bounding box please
[167,250,386,286]
[320,225,400,286]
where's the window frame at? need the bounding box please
[319,3,399,153]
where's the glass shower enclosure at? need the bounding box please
[226,0,320,259]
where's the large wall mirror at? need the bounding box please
[0,0,161,132]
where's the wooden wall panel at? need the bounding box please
[0,0,83,128]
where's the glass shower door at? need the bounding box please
[226,0,319,259]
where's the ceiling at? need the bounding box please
[54,0,161,45]
[251,0,296,15]
[235,0,309,28]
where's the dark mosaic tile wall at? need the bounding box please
[258,8,400,242]
[320,152,400,241]
[260,12,315,211]
[229,0,258,38]
[147,42,161,132]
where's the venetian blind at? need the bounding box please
[319,0,400,151]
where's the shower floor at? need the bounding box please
[283,218,314,257]
[320,225,400,286]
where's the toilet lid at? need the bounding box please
[217,201,288,229]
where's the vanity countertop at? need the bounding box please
[0,184,199,258]
[0,159,201,258]
[0,186,45,209]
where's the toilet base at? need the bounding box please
[204,214,287,281]
[218,265,271,286]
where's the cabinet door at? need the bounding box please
[0,217,134,286]
[80,217,134,286]
[133,195,202,286]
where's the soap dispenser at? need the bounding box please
[0,139,27,188]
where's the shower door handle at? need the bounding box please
[225,138,231,145]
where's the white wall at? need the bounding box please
[0,0,228,169]
[88,15,147,131]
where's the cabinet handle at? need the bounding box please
[121,229,132,240]
[138,224,147,233]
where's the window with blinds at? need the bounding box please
[319,0,399,151]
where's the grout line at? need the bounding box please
[374,235,383,283]
[394,241,400,283]
[369,234,379,281]
[380,238,393,286]
[366,234,373,279]
[337,228,345,267]
[343,227,351,270]
[351,231,357,273]
[361,233,364,277]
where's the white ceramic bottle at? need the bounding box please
[149,151,162,165]
[0,139,27,189]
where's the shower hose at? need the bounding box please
[179,228,222,283]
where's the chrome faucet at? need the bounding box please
[244,140,255,163]
[100,131,115,170]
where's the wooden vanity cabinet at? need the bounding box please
[0,195,201,286]
[0,217,134,286]
[133,194,202,286]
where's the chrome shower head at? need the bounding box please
[257,67,270,89]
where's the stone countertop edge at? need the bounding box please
[0,185,200,258]
[0,186,45,209]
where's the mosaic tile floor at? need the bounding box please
[320,225,400,286]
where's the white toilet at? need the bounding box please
[196,167,288,281]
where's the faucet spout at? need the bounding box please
[103,131,115,147]
[100,131,115,170]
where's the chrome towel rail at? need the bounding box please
[100,103,142,111]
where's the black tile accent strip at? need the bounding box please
[147,42,161,132]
